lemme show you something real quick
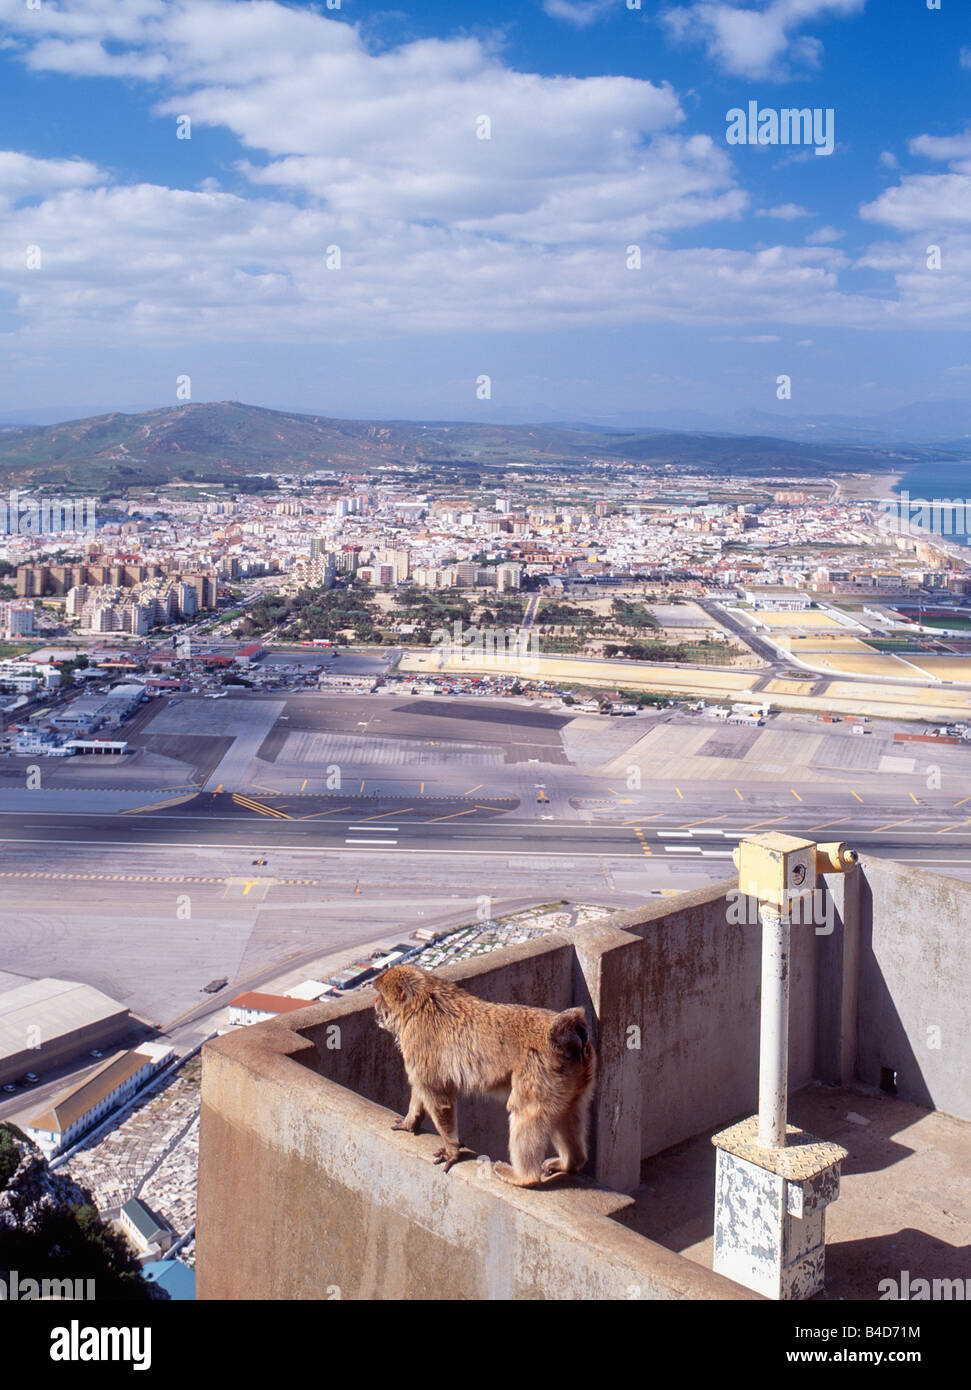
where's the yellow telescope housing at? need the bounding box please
[732,832,859,908]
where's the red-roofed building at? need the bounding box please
[228,992,311,1026]
[234,643,265,667]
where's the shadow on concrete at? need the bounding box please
[615,1084,969,1299]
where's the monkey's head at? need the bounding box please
[373,964,429,1037]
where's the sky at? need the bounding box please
[0,0,968,426]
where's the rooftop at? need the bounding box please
[0,977,127,1062]
[27,1048,153,1134]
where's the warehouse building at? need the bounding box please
[0,977,131,1086]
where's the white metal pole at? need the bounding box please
[758,903,790,1148]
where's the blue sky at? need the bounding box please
[0,0,968,426]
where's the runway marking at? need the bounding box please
[872,817,914,832]
[420,782,424,794]
[633,827,653,857]
[936,820,971,834]
[677,815,727,829]
[426,808,480,823]
[909,793,920,806]
[300,780,307,791]
[790,789,803,802]
[804,816,852,832]
[734,788,744,801]
[296,805,352,820]
[621,814,665,826]
[355,808,415,822]
[465,784,483,795]
[233,793,291,820]
[119,794,196,816]
[850,791,864,803]
[359,780,365,793]
[741,816,790,830]
[955,797,971,808]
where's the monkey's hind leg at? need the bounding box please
[493,1105,549,1188]
[540,1093,591,1181]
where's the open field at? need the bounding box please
[824,681,971,716]
[400,650,757,695]
[399,649,971,719]
[805,653,922,678]
[754,610,846,629]
[906,654,971,681]
[780,634,877,653]
[763,678,817,695]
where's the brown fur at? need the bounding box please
[373,964,596,1187]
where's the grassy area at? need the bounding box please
[920,615,971,630]
[0,642,42,661]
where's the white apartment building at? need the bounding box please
[0,600,35,637]
[24,1044,173,1159]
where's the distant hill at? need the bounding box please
[0,399,947,493]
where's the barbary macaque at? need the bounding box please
[373,964,596,1187]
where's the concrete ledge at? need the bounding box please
[199,1004,755,1300]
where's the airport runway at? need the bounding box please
[0,798,968,870]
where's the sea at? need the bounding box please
[892,460,971,549]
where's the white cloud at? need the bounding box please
[757,203,811,219]
[805,225,844,243]
[542,0,614,26]
[960,47,971,71]
[879,151,899,170]
[0,151,102,208]
[0,0,965,348]
[661,0,866,79]
[861,175,971,231]
[909,130,971,176]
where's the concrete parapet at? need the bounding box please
[198,1000,753,1300]
[197,857,971,1299]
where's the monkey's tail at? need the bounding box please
[549,1007,592,1064]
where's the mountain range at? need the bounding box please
[0,400,958,494]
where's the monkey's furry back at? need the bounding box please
[376,965,595,1100]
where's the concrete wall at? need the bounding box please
[0,1011,131,1086]
[855,856,971,1119]
[197,856,971,1300]
[610,881,817,1159]
[199,1006,754,1301]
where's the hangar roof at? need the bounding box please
[0,977,128,1063]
